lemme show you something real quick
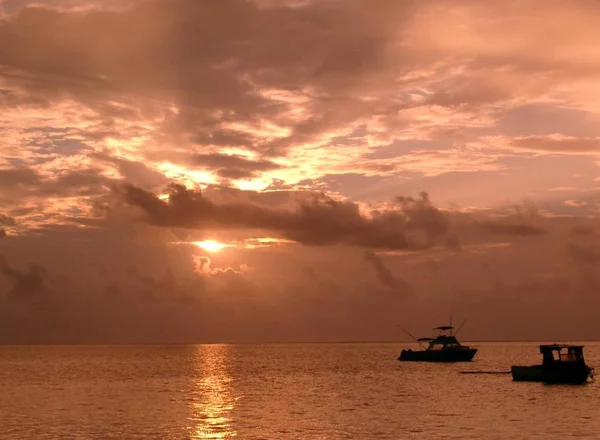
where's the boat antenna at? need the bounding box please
[454,318,468,337]
[397,325,426,349]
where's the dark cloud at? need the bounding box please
[364,250,411,292]
[39,170,112,196]
[482,222,546,236]
[0,254,52,298]
[394,192,450,244]
[117,183,451,250]
[193,154,279,171]
[0,167,40,187]
[192,153,281,179]
[216,168,258,180]
[0,166,117,205]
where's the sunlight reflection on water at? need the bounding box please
[190,345,239,439]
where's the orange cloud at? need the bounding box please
[192,255,246,277]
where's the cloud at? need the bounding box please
[0,0,412,155]
[91,152,168,190]
[481,222,546,236]
[364,250,411,292]
[0,214,15,226]
[118,183,452,250]
[510,135,600,154]
[0,0,145,15]
[0,214,15,237]
[191,153,282,180]
[0,168,40,187]
[0,167,112,200]
[0,0,533,200]
[192,255,246,277]
[0,254,52,298]
[3,0,600,234]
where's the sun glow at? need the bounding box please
[234,177,271,192]
[156,162,217,188]
[194,240,234,253]
[243,237,294,249]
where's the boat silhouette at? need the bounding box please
[511,344,594,384]
[397,322,477,362]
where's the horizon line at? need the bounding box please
[1,339,599,346]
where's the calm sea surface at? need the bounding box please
[0,342,599,439]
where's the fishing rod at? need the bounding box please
[397,325,426,349]
[454,318,468,337]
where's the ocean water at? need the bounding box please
[0,342,599,439]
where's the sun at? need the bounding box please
[193,240,233,253]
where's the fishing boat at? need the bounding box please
[511,344,594,384]
[397,323,477,362]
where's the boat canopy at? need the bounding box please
[417,338,434,342]
[434,326,454,331]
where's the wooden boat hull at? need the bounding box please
[511,364,592,384]
[398,348,477,362]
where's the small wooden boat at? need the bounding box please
[511,344,594,384]
[398,324,477,363]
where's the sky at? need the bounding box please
[1,0,600,343]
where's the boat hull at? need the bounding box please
[398,348,477,362]
[511,364,592,384]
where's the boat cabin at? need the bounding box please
[540,344,585,366]
[423,326,462,350]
